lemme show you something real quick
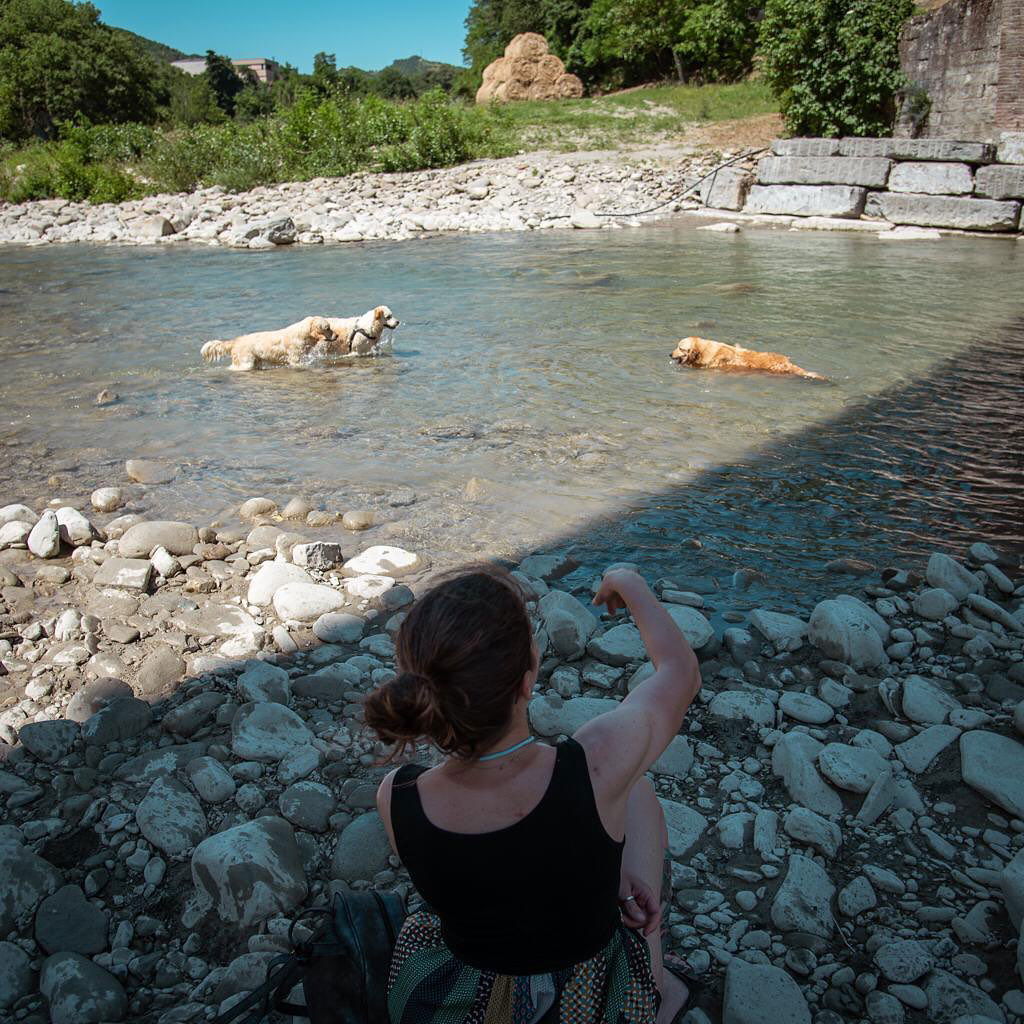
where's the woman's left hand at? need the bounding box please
[619,875,661,937]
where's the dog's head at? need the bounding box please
[310,317,335,342]
[374,305,400,331]
[671,337,701,365]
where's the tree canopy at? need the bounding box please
[0,0,161,140]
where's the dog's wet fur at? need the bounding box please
[671,336,827,381]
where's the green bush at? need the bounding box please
[759,0,915,137]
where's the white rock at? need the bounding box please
[538,590,597,660]
[150,545,181,579]
[27,510,61,558]
[191,817,306,927]
[960,731,1024,818]
[770,853,834,937]
[272,582,345,622]
[772,732,843,817]
[661,603,715,650]
[659,799,709,858]
[236,662,290,704]
[808,597,888,669]
[587,623,645,666]
[900,675,961,724]
[247,561,313,606]
[54,507,94,546]
[135,777,207,855]
[313,612,365,644]
[343,574,395,601]
[779,691,834,725]
[651,736,694,778]
[925,551,982,601]
[231,702,313,761]
[783,807,841,856]
[893,724,961,773]
[723,956,811,1024]
[528,695,617,736]
[748,609,808,649]
[838,875,877,917]
[818,742,888,793]
[709,689,775,727]
[341,545,422,578]
[0,521,31,548]
[0,504,38,526]
[90,488,123,513]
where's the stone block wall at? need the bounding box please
[708,136,1024,233]
[897,0,1023,141]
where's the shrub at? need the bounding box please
[759,0,915,137]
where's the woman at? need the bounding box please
[365,564,701,1024]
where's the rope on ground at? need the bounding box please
[546,146,770,221]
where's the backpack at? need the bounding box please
[211,889,407,1024]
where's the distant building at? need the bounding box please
[171,57,279,84]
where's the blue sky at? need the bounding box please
[95,0,473,72]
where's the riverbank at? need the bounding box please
[0,147,749,247]
[1,482,1023,1022]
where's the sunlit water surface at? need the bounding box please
[1,221,1021,609]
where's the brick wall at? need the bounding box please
[897,0,1023,141]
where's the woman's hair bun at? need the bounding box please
[363,670,451,750]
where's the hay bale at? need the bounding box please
[502,79,531,101]
[555,73,584,99]
[509,57,540,84]
[535,54,566,84]
[482,56,511,85]
[504,32,549,60]
[477,34,582,104]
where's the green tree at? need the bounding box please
[676,0,759,82]
[0,0,160,141]
[203,50,244,116]
[311,51,340,96]
[374,67,417,100]
[759,0,914,136]
[166,70,226,126]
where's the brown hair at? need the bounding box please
[363,564,534,759]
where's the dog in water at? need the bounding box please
[201,316,337,371]
[323,305,400,356]
[671,337,827,381]
[200,306,399,370]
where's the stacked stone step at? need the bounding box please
[726,133,1024,232]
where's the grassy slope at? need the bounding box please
[505,81,778,152]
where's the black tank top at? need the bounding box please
[390,738,624,975]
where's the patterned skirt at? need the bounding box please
[387,912,659,1024]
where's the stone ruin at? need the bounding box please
[476,33,584,104]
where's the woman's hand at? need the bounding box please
[618,874,661,937]
[593,568,647,615]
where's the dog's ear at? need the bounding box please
[374,306,386,322]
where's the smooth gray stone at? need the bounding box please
[758,155,892,188]
[866,192,1020,232]
[745,184,867,218]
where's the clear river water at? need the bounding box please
[1,220,1021,610]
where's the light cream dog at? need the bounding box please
[323,306,400,356]
[200,316,337,371]
[671,336,827,381]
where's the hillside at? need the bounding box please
[109,27,200,64]
[384,55,462,77]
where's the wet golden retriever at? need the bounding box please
[671,336,827,381]
[323,305,400,356]
[201,316,336,371]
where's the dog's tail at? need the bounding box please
[201,339,232,363]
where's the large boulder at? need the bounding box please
[659,799,708,858]
[191,817,307,927]
[538,590,597,660]
[231,702,314,762]
[28,510,61,558]
[273,582,345,622]
[808,598,888,670]
[960,731,1024,818]
[925,552,983,600]
[40,952,126,1024]
[34,885,108,956]
[0,940,34,1010]
[81,697,152,745]
[770,854,834,937]
[0,833,62,934]
[661,604,715,651]
[708,689,775,727]
[528,695,617,737]
[723,957,811,1024]
[341,545,422,578]
[17,719,78,764]
[119,521,198,558]
[135,777,208,855]
[332,811,391,882]
[247,561,314,607]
